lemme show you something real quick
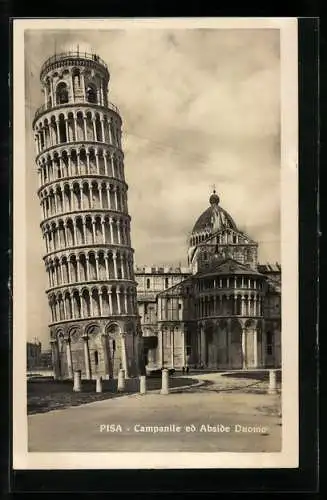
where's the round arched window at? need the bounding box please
[56,82,69,104]
[86,84,97,103]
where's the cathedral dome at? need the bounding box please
[191,190,237,236]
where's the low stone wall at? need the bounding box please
[27,369,54,377]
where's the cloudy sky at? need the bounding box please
[24,27,281,346]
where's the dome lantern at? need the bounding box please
[209,189,220,206]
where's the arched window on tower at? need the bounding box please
[94,350,99,366]
[40,131,45,150]
[56,82,69,105]
[146,278,150,289]
[58,115,67,144]
[72,68,81,87]
[165,277,169,289]
[86,83,97,104]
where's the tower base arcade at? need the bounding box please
[50,317,140,380]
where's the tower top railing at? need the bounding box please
[33,97,120,123]
[40,51,109,80]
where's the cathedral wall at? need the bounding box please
[70,340,86,375]
[264,293,281,319]
[264,319,281,368]
[196,243,258,273]
[135,271,190,295]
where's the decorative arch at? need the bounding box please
[105,322,121,336]
[85,323,100,337]
[67,325,81,343]
[55,327,65,340]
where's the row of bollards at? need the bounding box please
[73,368,171,395]
[73,368,278,395]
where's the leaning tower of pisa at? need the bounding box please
[32,48,141,380]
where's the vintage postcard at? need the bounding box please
[13,17,298,469]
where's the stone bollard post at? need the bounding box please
[96,376,103,393]
[140,375,146,395]
[117,369,125,392]
[160,369,169,395]
[268,369,277,394]
[73,370,81,392]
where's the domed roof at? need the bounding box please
[192,190,237,235]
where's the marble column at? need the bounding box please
[200,326,206,366]
[158,330,163,367]
[120,334,128,378]
[99,292,103,316]
[197,331,201,365]
[116,290,121,314]
[100,119,105,142]
[242,327,247,369]
[182,330,186,367]
[101,334,110,379]
[113,253,118,278]
[105,255,109,279]
[108,290,113,314]
[50,339,61,380]
[241,295,246,316]
[65,338,73,379]
[253,328,258,368]
[83,336,91,379]
[109,218,114,243]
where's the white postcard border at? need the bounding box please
[13,17,298,470]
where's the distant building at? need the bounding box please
[26,339,42,370]
[39,349,53,369]
[135,190,281,370]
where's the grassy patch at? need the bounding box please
[27,376,197,415]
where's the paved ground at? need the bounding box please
[28,372,282,453]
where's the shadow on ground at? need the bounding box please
[27,376,198,415]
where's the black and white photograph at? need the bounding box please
[13,18,298,469]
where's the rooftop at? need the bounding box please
[134,265,190,275]
[257,263,281,273]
